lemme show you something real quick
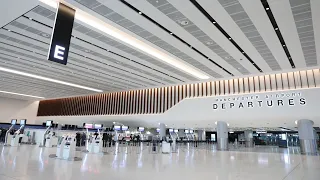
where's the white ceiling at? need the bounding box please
[0,0,319,100]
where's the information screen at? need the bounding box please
[121,126,128,131]
[94,124,102,129]
[174,129,178,133]
[11,119,17,125]
[156,128,160,133]
[138,127,144,132]
[184,129,189,133]
[46,120,53,127]
[169,129,174,133]
[20,119,27,125]
[84,123,93,129]
[190,130,194,133]
[114,125,121,131]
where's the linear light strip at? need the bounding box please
[39,0,210,80]
[0,90,44,99]
[0,66,103,92]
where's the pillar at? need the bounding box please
[197,130,206,141]
[159,123,166,141]
[216,121,228,150]
[297,119,318,155]
[244,130,254,147]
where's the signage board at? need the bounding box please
[84,123,93,129]
[11,119,17,125]
[114,125,121,131]
[94,124,102,129]
[46,120,53,127]
[48,3,75,65]
[138,127,144,132]
[169,128,173,133]
[174,129,178,133]
[20,119,27,125]
[121,126,129,131]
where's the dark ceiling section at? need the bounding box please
[190,0,263,72]
[260,0,296,68]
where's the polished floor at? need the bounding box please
[0,144,319,180]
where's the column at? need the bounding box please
[197,130,206,141]
[216,121,228,150]
[159,123,166,141]
[297,119,318,155]
[244,130,254,147]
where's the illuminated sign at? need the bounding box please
[48,3,75,65]
[11,119,17,125]
[138,127,144,132]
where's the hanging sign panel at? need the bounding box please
[48,3,75,65]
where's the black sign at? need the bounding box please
[48,3,75,65]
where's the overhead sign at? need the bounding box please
[48,3,75,65]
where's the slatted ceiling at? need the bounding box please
[289,0,318,66]
[217,0,282,71]
[13,7,195,88]
[146,0,249,75]
[68,2,200,81]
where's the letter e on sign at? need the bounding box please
[54,45,65,60]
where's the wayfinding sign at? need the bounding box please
[48,3,75,65]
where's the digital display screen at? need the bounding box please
[11,119,17,125]
[174,129,178,133]
[20,119,27,125]
[190,130,194,133]
[169,129,174,133]
[114,125,121,131]
[46,120,53,127]
[156,128,160,133]
[94,124,102,129]
[138,127,144,132]
[121,126,128,131]
[184,129,189,133]
[84,123,93,129]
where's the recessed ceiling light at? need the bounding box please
[275,28,278,30]
[179,20,189,26]
[0,90,44,99]
[39,0,209,80]
[169,32,173,35]
[283,44,286,47]
[41,33,50,37]
[213,21,216,24]
[0,66,103,92]
[266,7,270,10]
[29,17,33,20]
[242,52,245,54]
[138,12,142,14]
[7,29,11,32]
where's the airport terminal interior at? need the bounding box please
[1,0,320,179]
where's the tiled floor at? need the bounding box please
[0,144,319,180]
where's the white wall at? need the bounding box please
[0,97,39,124]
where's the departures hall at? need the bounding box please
[0,0,319,179]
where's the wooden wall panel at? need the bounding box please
[38,69,320,116]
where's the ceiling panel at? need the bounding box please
[0,0,319,100]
